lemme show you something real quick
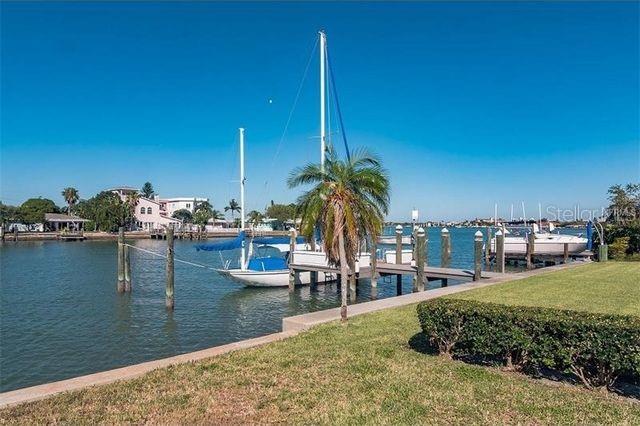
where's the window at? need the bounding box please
[140,207,145,214]
[147,207,152,214]
[186,203,191,209]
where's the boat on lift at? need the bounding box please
[491,223,589,255]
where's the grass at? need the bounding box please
[449,261,640,316]
[2,262,640,425]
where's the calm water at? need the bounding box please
[0,227,572,392]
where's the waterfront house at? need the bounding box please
[109,187,209,231]
[44,213,90,231]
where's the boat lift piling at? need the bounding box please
[165,227,175,310]
[440,228,450,286]
[395,225,403,295]
[117,227,125,293]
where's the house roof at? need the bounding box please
[45,213,90,222]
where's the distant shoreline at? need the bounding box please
[0,229,288,242]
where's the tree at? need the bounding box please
[607,183,640,224]
[193,209,212,232]
[211,209,225,220]
[195,200,213,214]
[61,187,79,215]
[141,182,154,198]
[19,198,60,224]
[247,210,264,227]
[172,209,193,223]
[225,199,241,222]
[75,191,132,232]
[0,202,21,225]
[288,147,390,321]
[265,203,297,224]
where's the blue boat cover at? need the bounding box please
[247,256,287,271]
[195,231,245,251]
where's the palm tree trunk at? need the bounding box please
[338,231,349,321]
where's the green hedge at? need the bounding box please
[417,299,640,390]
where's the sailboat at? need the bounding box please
[198,31,352,287]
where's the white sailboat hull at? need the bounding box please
[218,268,333,288]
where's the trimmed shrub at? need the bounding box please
[417,299,640,390]
[609,237,630,259]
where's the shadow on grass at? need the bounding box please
[407,332,439,355]
[407,332,640,400]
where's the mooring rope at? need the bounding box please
[123,243,219,271]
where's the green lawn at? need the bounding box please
[2,263,639,425]
[449,262,640,316]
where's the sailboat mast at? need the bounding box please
[319,30,326,172]
[239,127,246,271]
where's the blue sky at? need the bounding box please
[1,1,638,221]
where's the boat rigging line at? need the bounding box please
[264,36,319,191]
[123,243,218,271]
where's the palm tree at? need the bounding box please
[225,199,241,224]
[61,187,79,216]
[288,148,389,321]
[211,209,224,220]
[195,200,213,214]
[247,210,264,228]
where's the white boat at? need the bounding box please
[491,224,588,255]
[220,248,371,287]
[378,235,411,245]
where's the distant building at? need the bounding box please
[163,197,208,217]
[108,187,209,231]
[44,213,90,231]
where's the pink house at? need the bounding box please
[110,187,181,231]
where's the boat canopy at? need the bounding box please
[247,256,287,271]
[195,231,245,252]
[195,232,307,252]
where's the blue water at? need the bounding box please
[0,227,580,392]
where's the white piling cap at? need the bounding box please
[441,227,449,233]
[495,230,502,236]
[395,224,403,231]
[474,230,483,237]
[417,227,425,235]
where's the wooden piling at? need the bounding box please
[526,232,535,270]
[124,244,132,292]
[474,230,483,281]
[495,230,505,273]
[413,227,426,292]
[349,273,356,301]
[563,243,569,264]
[288,229,297,292]
[117,227,125,293]
[484,226,492,265]
[370,240,378,288]
[165,227,175,310]
[395,224,403,295]
[441,227,451,268]
[14,228,18,242]
[440,227,450,286]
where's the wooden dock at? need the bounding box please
[289,261,502,281]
